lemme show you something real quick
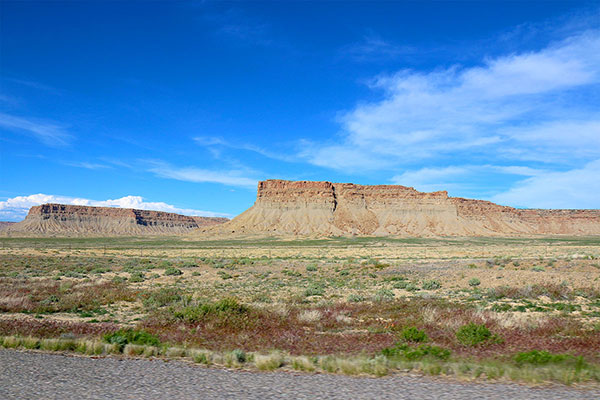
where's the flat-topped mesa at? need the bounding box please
[5,203,228,236]
[201,179,600,237]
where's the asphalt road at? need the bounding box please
[1,349,598,399]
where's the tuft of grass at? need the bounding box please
[255,353,284,371]
[291,356,316,372]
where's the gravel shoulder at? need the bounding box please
[1,349,599,400]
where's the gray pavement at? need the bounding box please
[0,349,598,399]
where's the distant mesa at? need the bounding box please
[198,179,600,237]
[3,203,228,236]
[0,222,16,231]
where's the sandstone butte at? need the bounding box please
[2,204,229,236]
[197,179,600,237]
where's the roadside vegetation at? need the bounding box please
[0,237,599,386]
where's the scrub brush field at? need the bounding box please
[1,236,599,386]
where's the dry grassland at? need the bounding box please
[1,236,599,385]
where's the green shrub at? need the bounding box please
[373,289,394,302]
[103,329,160,351]
[164,267,183,276]
[129,271,145,283]
[532,266,545,272]
[174,298,248,323]
[468,278,481,287]
[232,349,247,363]
[382,343,450,361]
[514,350,580,366]
[217,271,233,280]
[400,326,428,343]
[306,264,318,272]
[142,287,183,308]
[304,284,325,297]
[393,281,409,289]
[456,323,501,346]
[422,280,441,290]
[347,294,365,303]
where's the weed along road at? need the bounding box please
[1,350,598,400]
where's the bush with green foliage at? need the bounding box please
[400,326,428,343]
[304,284,325,297]
[514,350,582,366]
[382,343,450,361]
[373,288,395,302]
[129,271,145,283]
[142,287,183,308]
[173,298,248,323]
[164,267,183,276]
[422,280,441,290]
[347,294,365,302]
[468,278,481,287]
[456,323,502,346]
[103,329,160,351]
[232,348,247,363]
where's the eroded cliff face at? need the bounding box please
[202,179,600,237]
[4,204,228,236]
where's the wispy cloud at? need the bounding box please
[200,6,276,47]
[302,30,600,171]
[0,194,231,221]
[341,33,414,61]
[5,78,61,94]
[147,161,258,188]
[391,164,546,194]
[0,112,72,146]
[491,159,600,209]
[63,161,112,170]
[193,136,295,162]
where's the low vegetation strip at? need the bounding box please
[1,334,599,385]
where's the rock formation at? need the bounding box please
[0,222,15,231]
[200,179,600,237]
[4,204,228,236]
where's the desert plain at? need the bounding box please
[1,233,599,386]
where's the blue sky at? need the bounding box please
[1,1,599,221]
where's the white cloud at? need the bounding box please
[391,164,547,194]
[0,194,231,221]
[147,161,258,188]
[391,166,469,189]
[0,112,71,146]
[63,161,112,170]
[491,160,600,209]
[302,30,600,170]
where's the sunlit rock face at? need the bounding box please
[201,179,600,237]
